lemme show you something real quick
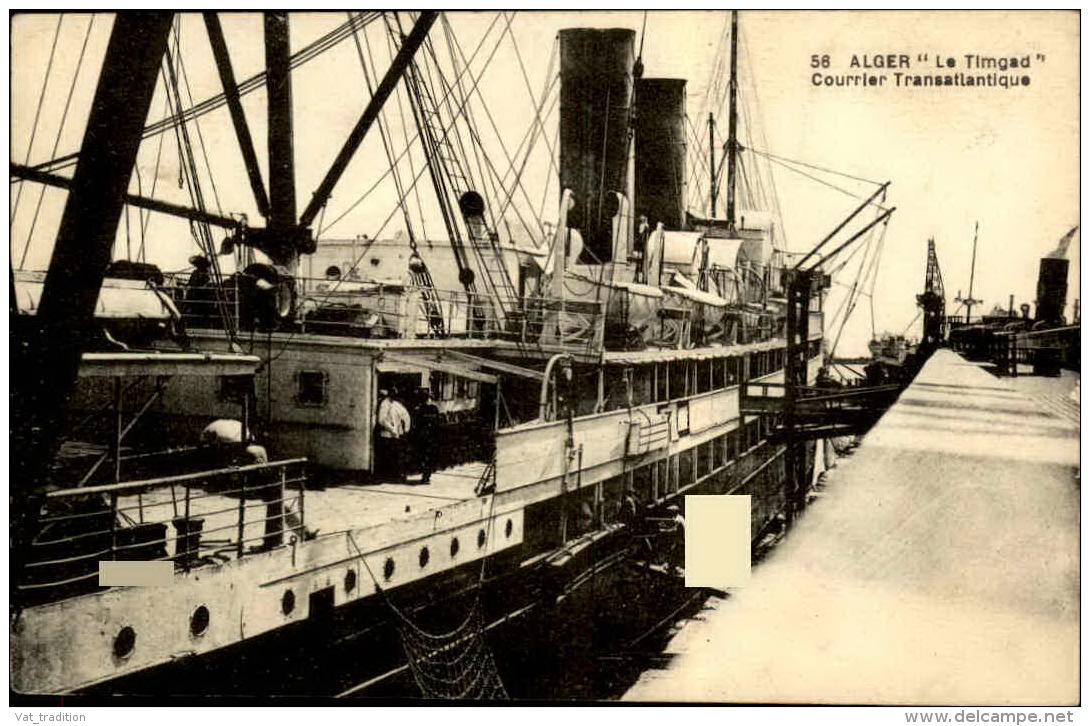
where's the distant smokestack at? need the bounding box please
[1036,258,1069,325]
[1036,227,1077,325]
[1045,225,1078,259]
[634,78,687,231]
[559,28,635,263]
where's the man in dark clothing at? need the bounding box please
[414,387,441,485]
[184,255,214,327]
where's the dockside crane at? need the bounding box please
[916,238,945,354]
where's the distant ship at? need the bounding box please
[948,225,1079,375]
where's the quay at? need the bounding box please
[624,349,1079,705]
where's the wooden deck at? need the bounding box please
[304,462,488,535]
[119,461,488,561]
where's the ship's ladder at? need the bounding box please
[407,248,447,338]
[408,56,521,330]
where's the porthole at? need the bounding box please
[345,569,357,594]
[505,519,513,539]
[419,546,430,568]
[450,537,460,558]
[190,605,210,637]
[384,557,395,581]
[281,589,295,616]
[477,529,487,549]
[113,626,136,660]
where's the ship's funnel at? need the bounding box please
[1036,257,1069,325]
[1036,226,1077,325]
[1045,225,1078,259]
[559,28,636,263]
[634,78,687,231]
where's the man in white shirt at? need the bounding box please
[375,388,411,482]
[198,419,307,549]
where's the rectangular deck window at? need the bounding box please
[295,370,328,407]
[696,360,712,394]
[711,358,725,390]
[669,361,689,400]
[574,369,599,416]
[601,475,625,523]
[698,441,713,478]
[656,364,669,402]
[678,449,694,489]
[604,366,629,411]
[653,459,669,500]
[219,375,249,404]
[633,464,653,505]
[631,365,653,406]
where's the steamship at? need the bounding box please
[947,226,1080,375]
[11,12,877,698]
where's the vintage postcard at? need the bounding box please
[8,10,1080,715]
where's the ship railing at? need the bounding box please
[741,380,902,418]
[992,326,1078,375]
[17,458,307,604]
[163,275,604,351]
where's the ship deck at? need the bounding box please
[306,463,488,534]
[624,348,1079,704]
[120,462,487,560]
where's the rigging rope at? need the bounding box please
[684,114,714,201]
[538,122,560,224]
[137,92,173,262]
[319,11,503,236]
[757,151,889,207]
[502,23,560,185]
[826,210,882,351]
[862,218,890,337]
[31,13,386,176]
[384,19,431,240]
[495,73,560,231]
[12,14,63,229]
[174,23,223,215]
[828,216,890,357]
[164,38,237,342]
[435,12,550,244]
[738,28,789,251]
[17,14,94,270]
[901,308,923,336]
[352,13,416,243]
[265,24,514,364]
[748,147,884,187]
[436,18,506,240]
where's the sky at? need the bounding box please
[9,11,1080,356]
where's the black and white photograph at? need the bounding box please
[8,9,1081,714]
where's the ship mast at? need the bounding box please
[955,221,981,323]
[724,9,739,231]
[11,11,175,564]
[708,113,716,217]
[264,13,298,268]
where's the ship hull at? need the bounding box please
[62,437,802,699]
